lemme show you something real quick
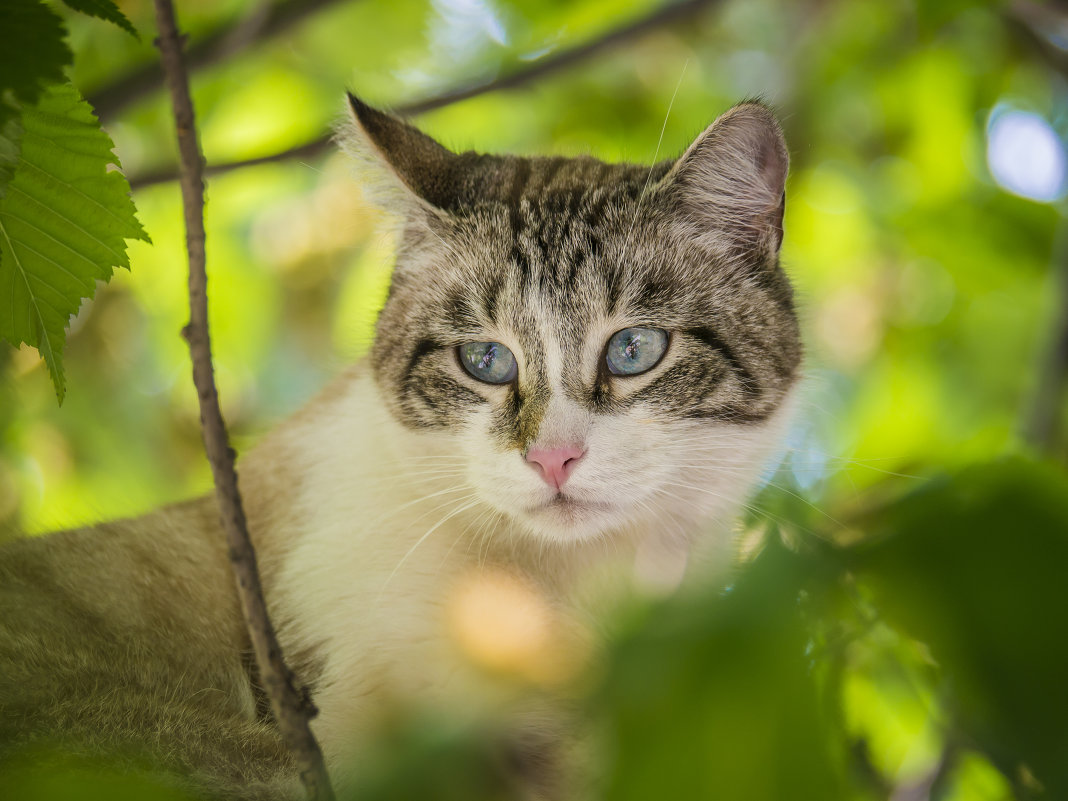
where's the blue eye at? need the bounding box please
[605,328,668,376]
[458,341,518,384]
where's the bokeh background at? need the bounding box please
[2,0,1067,799]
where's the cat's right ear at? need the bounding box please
[339,93,460,219]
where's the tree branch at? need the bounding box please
[151,2,334,799]
[93,0,349,121]
[129,0,720,190]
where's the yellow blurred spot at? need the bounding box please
[332,231,396,359]
[12,344,44,378]
[815,284,883,370]
[25,422,74,483]
[800,163,862,215]
[786,163,877,280]
[251,174,374,271]
[447,568,586,687]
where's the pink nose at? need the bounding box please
[525,445,585,491]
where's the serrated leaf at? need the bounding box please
[60,0,139,38]
[0,0,72,129]
[0,82,149,403]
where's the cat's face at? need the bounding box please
[346,97,801,544]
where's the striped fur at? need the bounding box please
[347,96,801,542]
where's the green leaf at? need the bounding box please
[854,458,1068,799]
[0,82,149,403]
[0,0,72,128]
[60,0,139,38]
[597,542,843,801]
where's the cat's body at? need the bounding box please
[0,97,801,799]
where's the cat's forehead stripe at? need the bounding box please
[506,159,531,230]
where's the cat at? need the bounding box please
[0,94,801,800]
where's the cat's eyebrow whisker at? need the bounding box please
[616,59,689,273]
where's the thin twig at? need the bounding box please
[129,0,719,189]
[93,0,349,121]
[151,2,335,799]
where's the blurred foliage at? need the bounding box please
[0,751,192,801]
[3,0,1068,799]
[597,541,844,801]
[851,458,1068,800]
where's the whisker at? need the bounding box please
[378,496,484,600]
[617,59,689,271]
[441,504,499,570]
[358,483,473,532]
[657,482,829,542]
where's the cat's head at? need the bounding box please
[342,95,801,545]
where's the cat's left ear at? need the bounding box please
[659,102,789,261]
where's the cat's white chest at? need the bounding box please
[263,375,536,762]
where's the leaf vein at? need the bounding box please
[17,154,141,234]
[5,182,125,263]
[0,208,104,279]
[0,218,54,360]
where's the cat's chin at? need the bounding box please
[519,495,624,543]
